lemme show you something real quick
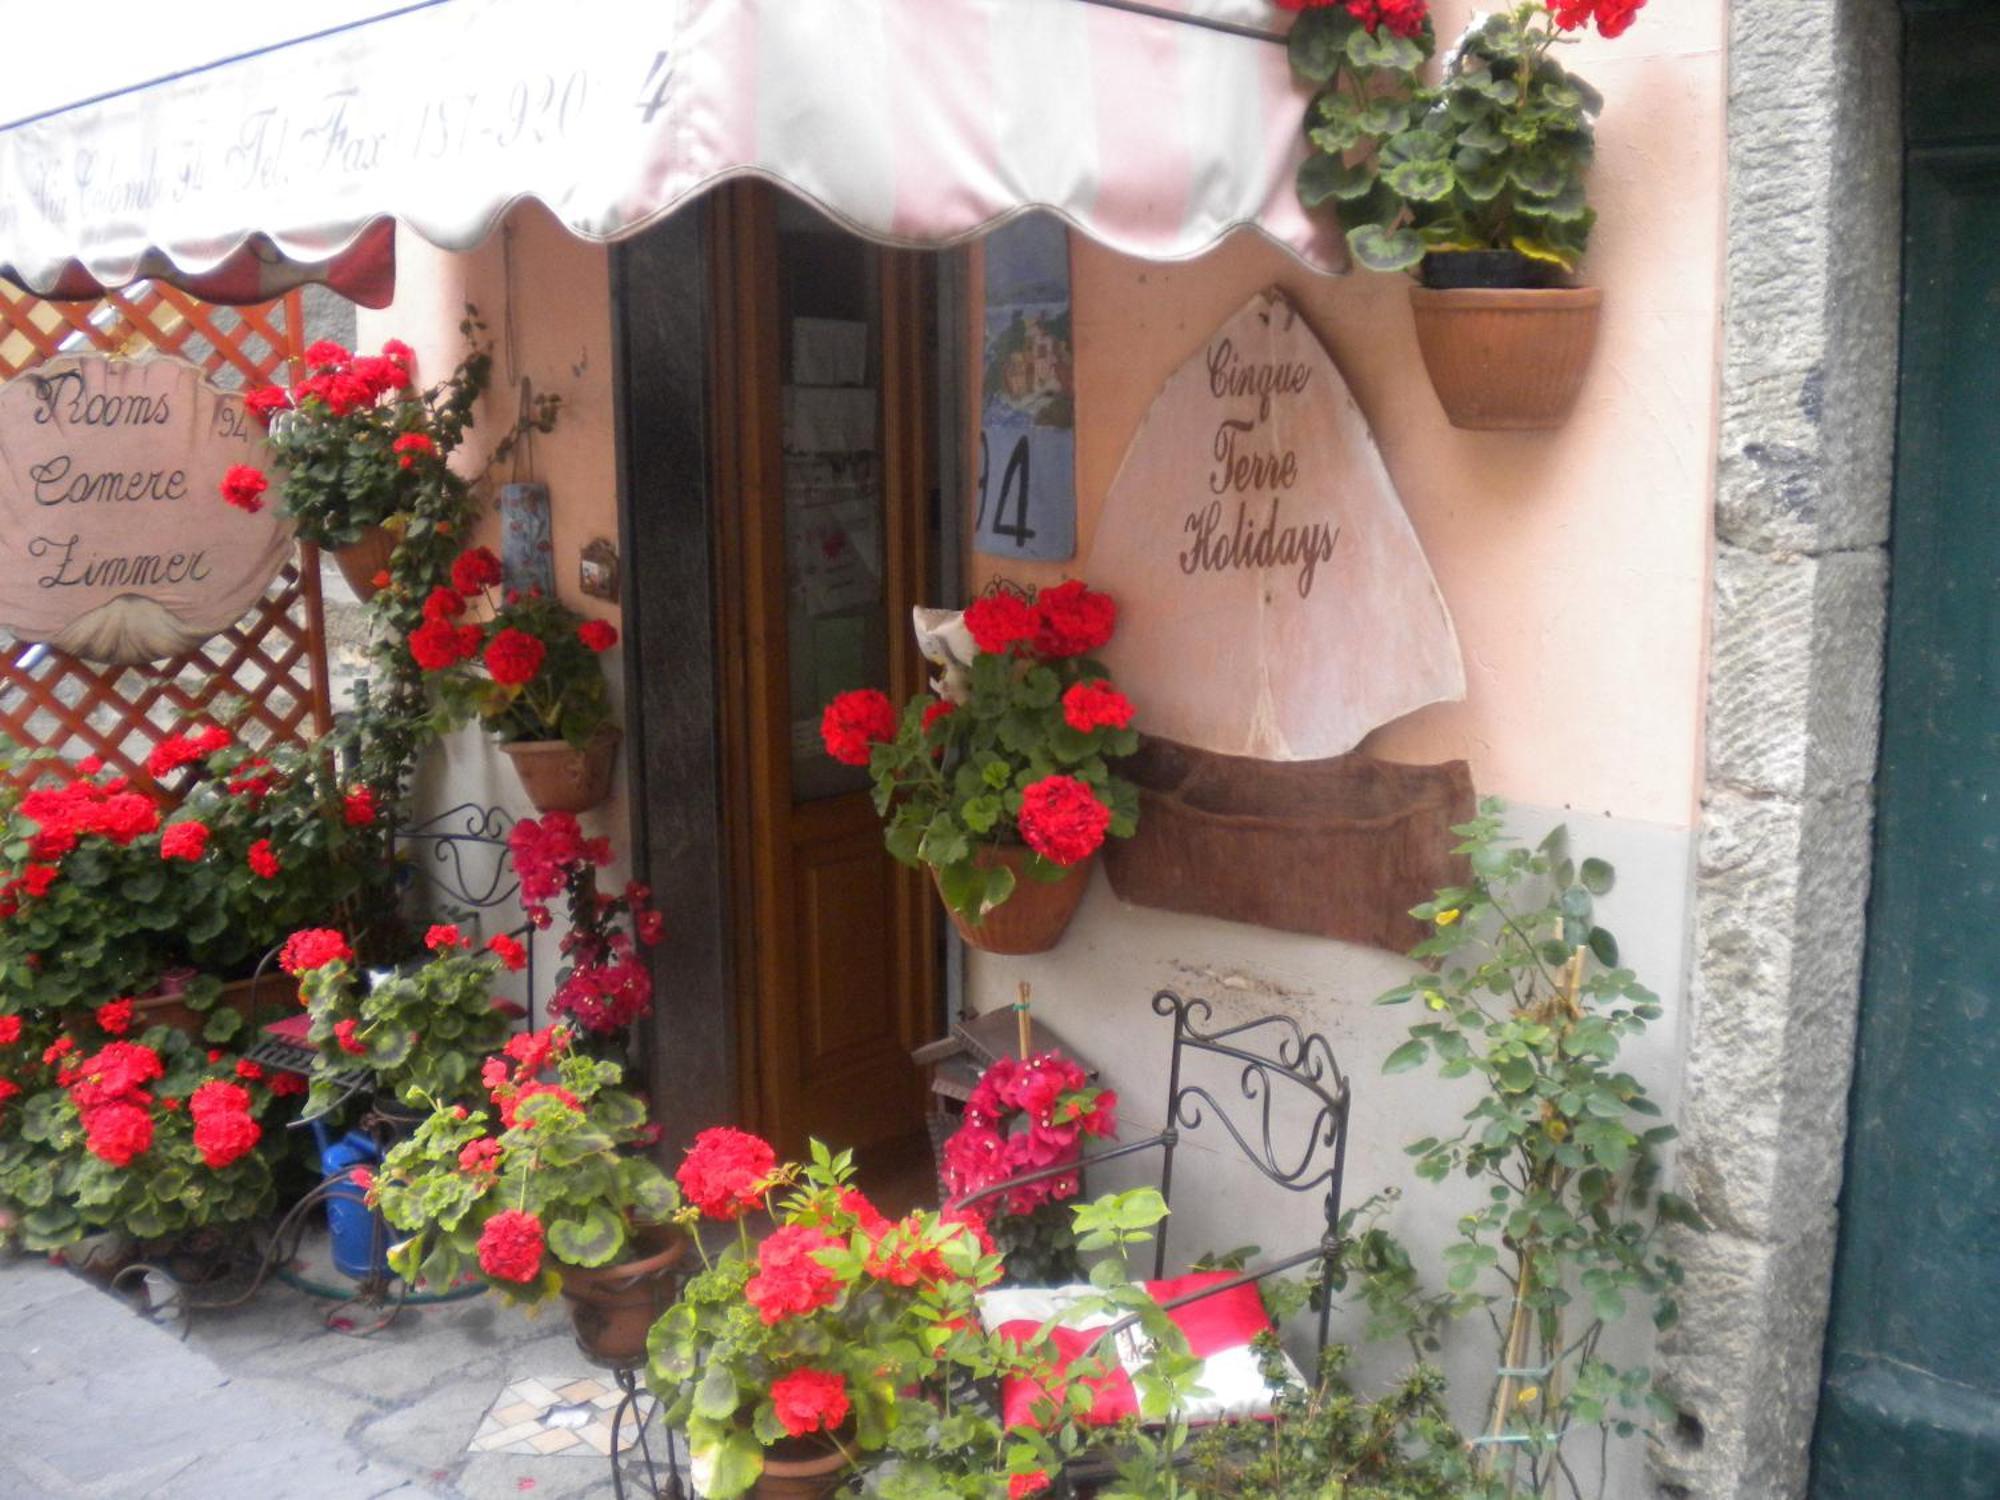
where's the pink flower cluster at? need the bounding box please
[942,1051,1116,1215]
[505,815,664,1035]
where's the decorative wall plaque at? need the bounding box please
[1086,288,1463,761]
[1087,289,1474,952]
[0,357,293,664]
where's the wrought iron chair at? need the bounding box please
[950,990,1353,1487]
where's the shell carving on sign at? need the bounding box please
[1086,288,1463,760]
[0,357,293,664]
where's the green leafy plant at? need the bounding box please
[1375,801,1703,1497]
[646,1138,1029,1499]
[424,583,620,750]
[376,1022,679,1301]
[1292,3,1644,276]
[821,581,1140,921]
[295,924,515,1114]
[1179,1345,1489,1499]
[0,1022,278,1251]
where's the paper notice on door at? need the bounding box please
[784,386,877,454]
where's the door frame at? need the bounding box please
[706,183,942,1145]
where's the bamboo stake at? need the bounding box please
[1016,982,1033,1061]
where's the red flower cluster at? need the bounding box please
[943,1051,1116,1215]
[963,590,1039,656]
[1016,774,1112,866]
[68,1040,167,1167]
[19,779,160,850]
[1030,580,1118,660]
[1550,0,1645,37]
[343,786,378,827]
[507,812,610,905]
[281,927,354,976]
[487,932,528,972]
[477,1207,546,1283]
[820,688,897,767]
[248,839,282,880]
[219,465,269,514]
[745,1224,844,1324]
[333,1018,368,1056]
[392,432,436,469]
[451,546,504,595]
[95,998,134,1037]
[551,955,653,1034]
[422,586,466,623]
[484,628,546,687]
[85,1101,154,1167]
[482,1027,584,1129]
[190,1078,262,1168]
[159,820,211,863]
[769,1368,850,1439]
[1060,680,1135,734]
[425,922,467,952]
[0,1016,22,1045]
[577,619,618,653]
[146,724,232,779]
[409,617,484,671]
[676,1127,776,1220]
[1010,1473,1051,1499]
[459,1137,504,1175]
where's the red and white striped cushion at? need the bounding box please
[979,1271,1303,1429]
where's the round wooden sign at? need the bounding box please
[0,356,294,664]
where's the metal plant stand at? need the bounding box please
[607,1363,685,1499]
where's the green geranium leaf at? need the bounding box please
[1297,152,1377,208]
[1286,6,1352,83]
[201,1007,244,1044]
[547,1202,625,1268]
[1345,25,1424,72]
[1348,222,1426,272]
[1382,157,1454,203]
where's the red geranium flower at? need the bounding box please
[425,923,467,952]
[244,386,291,427]
[746,1225,843,1324]
[409,617,478,671]
[1016,775,1112,867]
[963,591,1038,656]
[1061,680,1135,733]
[219,464,269,514]
[190,1080,253,1120]
[392,432,437,470]
[95,999,134,1037]
[194,1108,262,1169]
[459,1138,504,1175]
[371,570,393,590]
[1009,1472,1051,1498]
[381,338,416,370]
[281,928,354,976]
[485,628,546,687]
[477,1208,546,1284]
[332,1018,368,1056]
[160,820,210,862]
[921,699,956,737]
[343,786,378,827]
[769,1368,850,1439]
[0,1016,21,1046]
[451,546,504,595]
[303,339,351,369]
[83,1100,154,1167]
[422,586,467,624]
[351,355,409,398]
[577,619,618,653]
[1551,0,1645,37]
[675,1127,776,1220]
[248,839,282,879]
[235,1058,264,1081]
[487,933,528,972]
[268,1072,307,1097]
[819,689,897,767]
[21,864,58,898]
[1031,580,1117,659]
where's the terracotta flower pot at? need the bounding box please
[79,971,281,1041]
[557,1223,688,1368]
[332,524,398,602]
[754,1436,851,1499]
[935,844,1093,956]
[501,726,621,813]
[1408,285,1604,431]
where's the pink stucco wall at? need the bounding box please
[971,1,1723,831]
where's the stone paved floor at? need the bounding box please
[0,1244,672,1500]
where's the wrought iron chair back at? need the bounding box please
[395,801,540,1026]
[953,988,1352,1356]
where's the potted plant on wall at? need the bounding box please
[374,1023,685,1366]
[1288,0,1649,429]
[418,552,623,813]
[819,581,1139,955]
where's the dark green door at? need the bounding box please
[1808,12,2000,1497]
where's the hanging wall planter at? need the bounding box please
[1409,253,1603,432]
[501,725,621,813]
[332,523,398,602]
[935,845,1094,956]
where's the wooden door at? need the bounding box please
[710,184,938,1159]
[1809,12,2000,1494]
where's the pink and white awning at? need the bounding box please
[0,0,1343,305]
